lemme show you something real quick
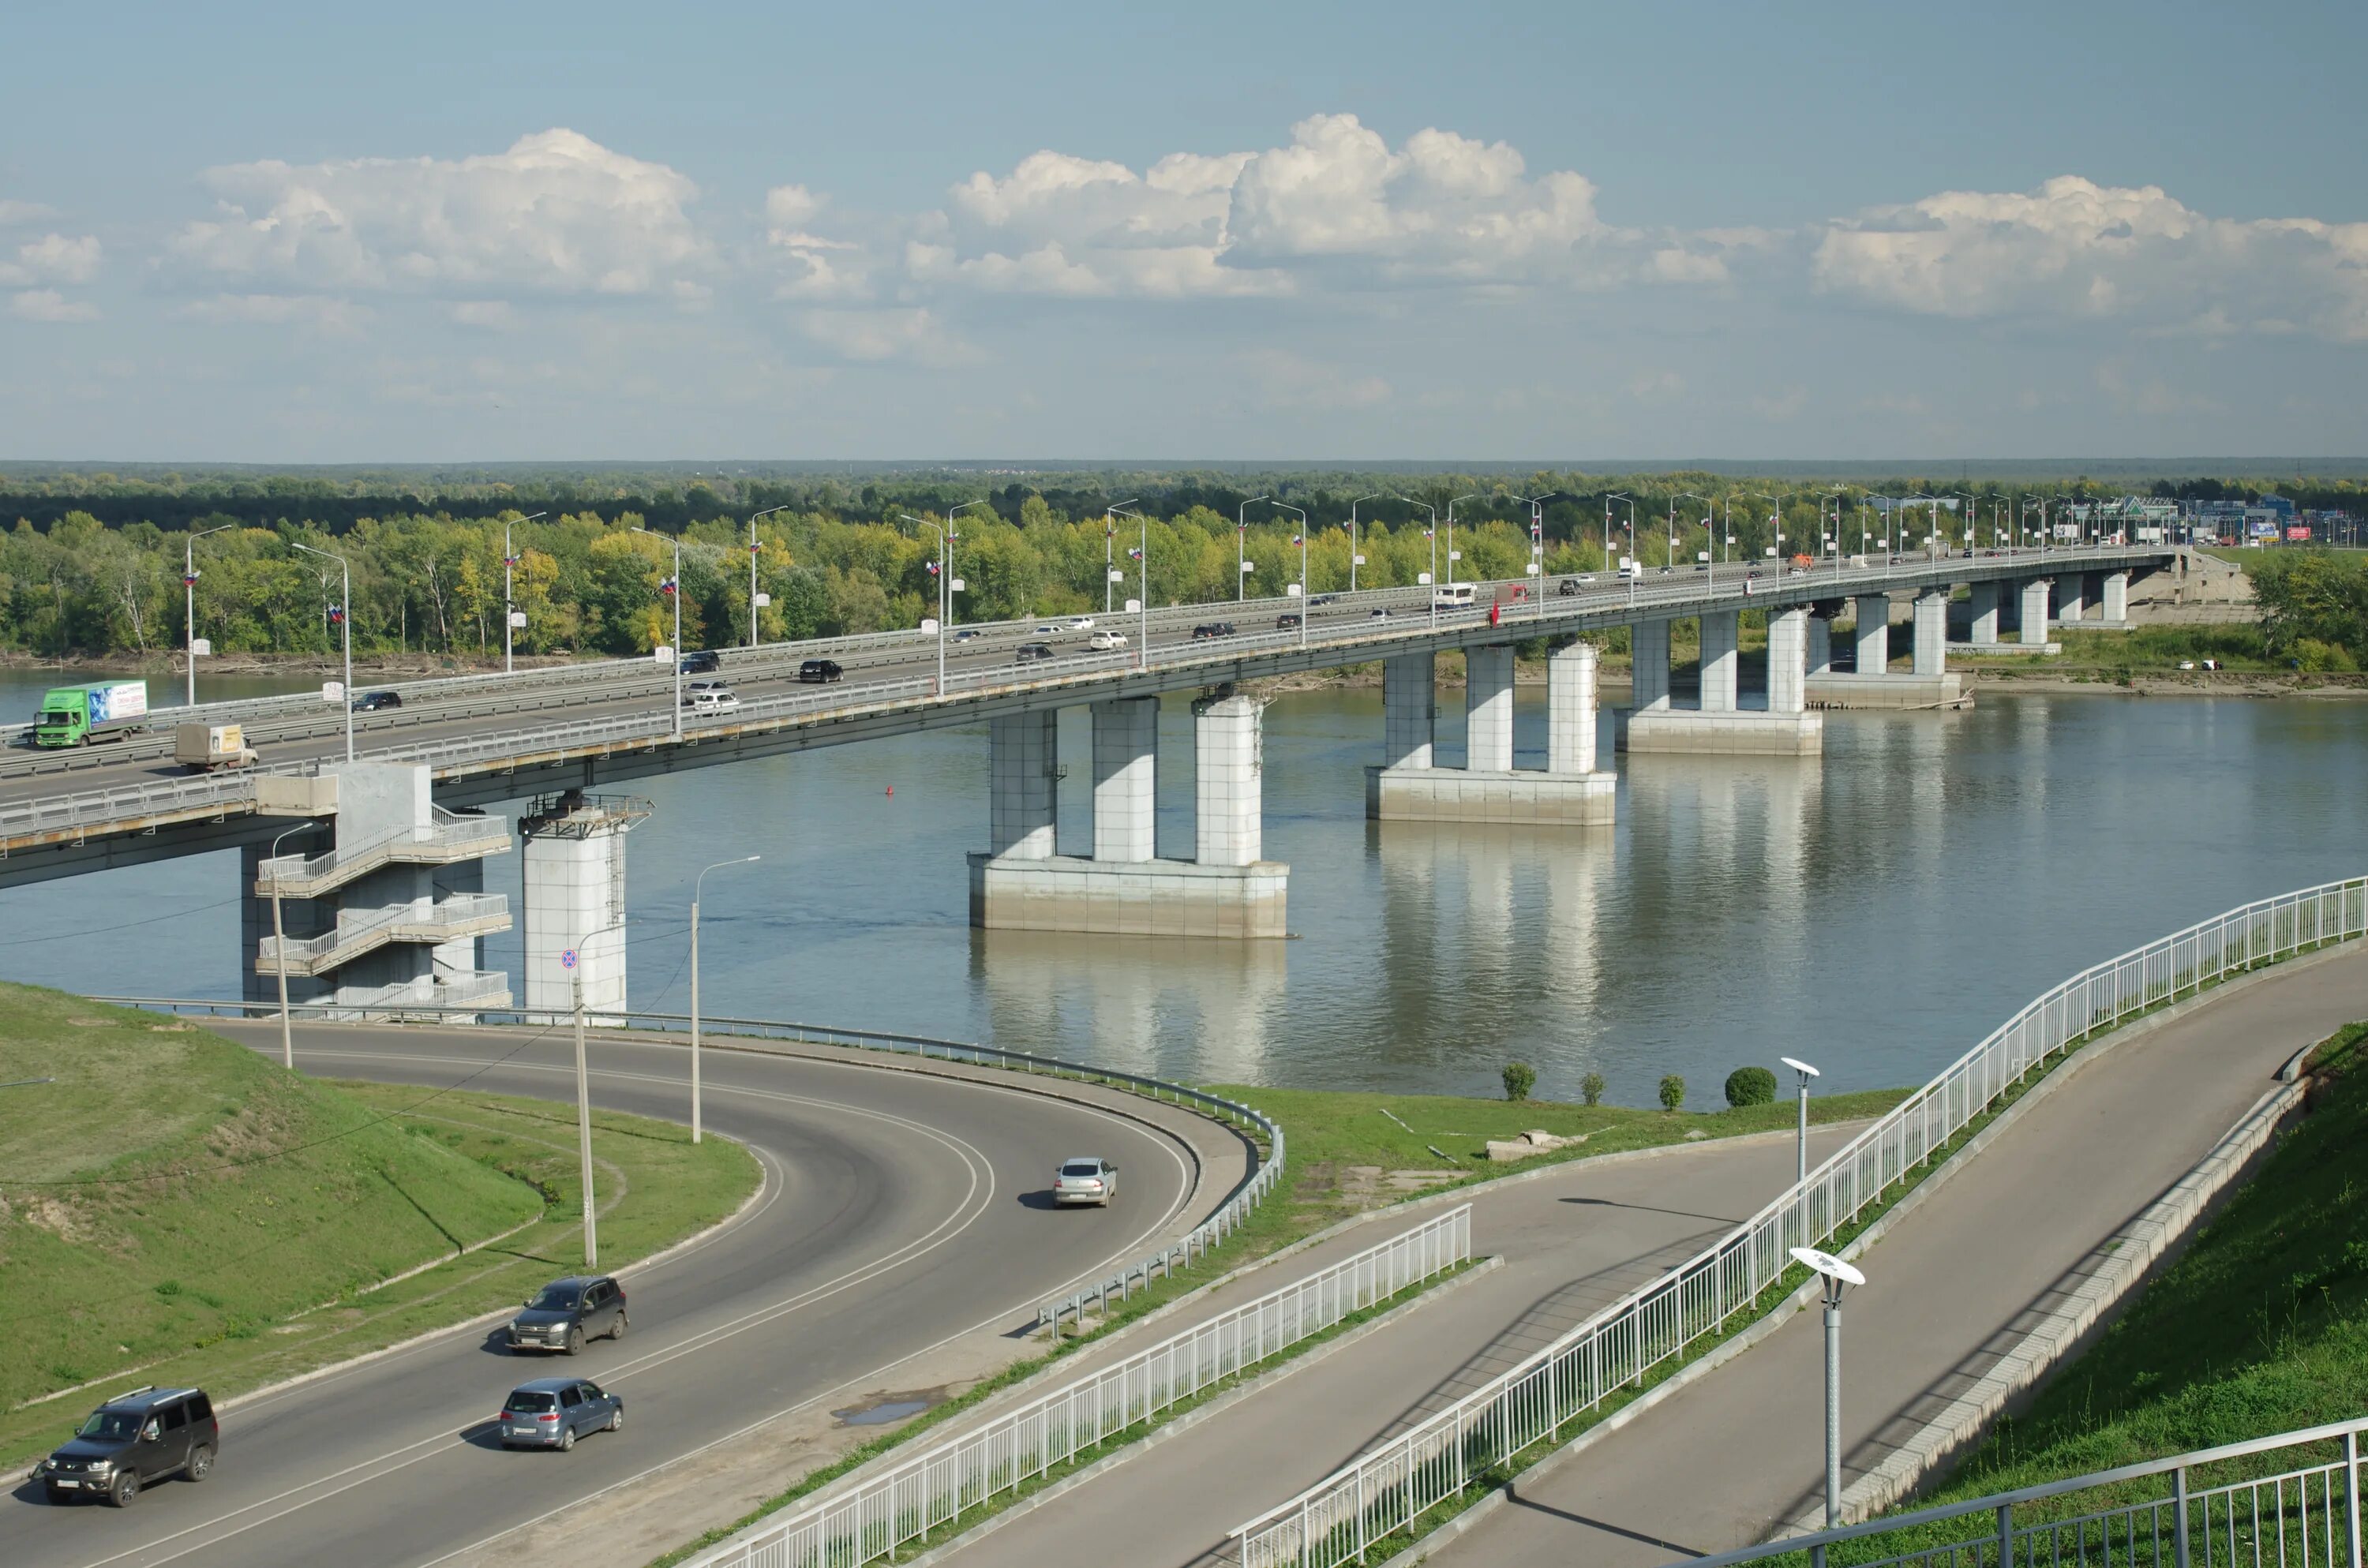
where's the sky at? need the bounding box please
[3,0,2364,464]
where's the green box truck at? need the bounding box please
[33,679,150,747]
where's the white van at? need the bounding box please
[683,684,740,717]
[1431,582,1478,611]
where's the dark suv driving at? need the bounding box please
[679,649,721,675]
[33,1386,218,1506]
[351,689,403,712]
[798,658,844,683]
[507,1274,628,1355]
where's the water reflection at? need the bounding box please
[972,928,1287,1085]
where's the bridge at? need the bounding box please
[1,545,2170,1014]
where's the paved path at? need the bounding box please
[1430,945,2368,1566]
[933,1123,1863,1568]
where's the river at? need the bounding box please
[1,669,2359,1106]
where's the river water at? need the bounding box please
[2,670,2359,1106]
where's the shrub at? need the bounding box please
[2294,638,2360,673]
[1658,1074,1685,1111]
[1579,1072,1606,1107]
[1725,1066,1778,1108]
[1501,1061,1537,1102]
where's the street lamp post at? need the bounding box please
[1605,493,1638,595]
[1348,493,1384,593]
[1403,498,1441,626]
[502,511,547,675]
[897,510,973,696]
[1237,495,1270,603]
[290,542,354,762]
[1790,1246,1868,1532]
[747,504,791,648]
[183,522,238,708]
[1274,503,1309,644]
[1509,492,1561,615]
[690,855,761,1144]
[267,821,316,1071]
[1109,504,1149,667]
[1671,491,1708,577]
[629,526,684,739]
[1780,1056,1820,1186]
[570,921,628,1270]
[1104,499,1138,615]
[1444,492,1480,587]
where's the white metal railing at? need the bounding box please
[683,1206,1473,1568]
[1687,1416,2366,1568]
[253,809,509,894]
[5,546,2164,844]
[1232,875,2368,1568]
[321,971,512,1016]
[256,893,510,971]
[83,995,1286,1334]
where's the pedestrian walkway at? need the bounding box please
[934,1123,1859,1568]
[1426,945,2368,1566]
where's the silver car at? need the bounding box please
[1053,1156,1118,1207]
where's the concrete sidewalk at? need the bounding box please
[930,1123,1864,1568]
[1426,945,2368,1566]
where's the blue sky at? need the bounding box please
[4,0,2363,462]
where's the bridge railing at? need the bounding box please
[81,995,1287,1337]
[1228,874,2368,1568]
[677,1206,1472,1568]
[1681,1416,2368,1568]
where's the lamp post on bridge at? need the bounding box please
[1348,493,1384,593]
[629,526,684,739]
[1670,491,1709,578]
[1508,492,1561,616]
[1790,1246,1867,1532]
[502,511,547,675]
[1103,499,1137,616]
[1403,498,1441,627]
[1110,503,1149,668]
[290,541,354,763]
[1605,493,1638,601]
[1236,495,1269,603]
[183,522,239,709]
[747,504,792,649]
[1444,492,1480,589]
[1272,502,1310,646]
[689,855,760,1144]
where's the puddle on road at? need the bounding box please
[832,1388,946,1428]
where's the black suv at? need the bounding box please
[1012,643,1055,664]
[679,649,721,675]
[33,1386,218,1506]
[1191,622,1238,640]
[351,690,403,712]
[507,1274,628,1355]
[797,658,844,683]
[1276,613,1302,631]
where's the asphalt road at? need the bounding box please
[7,1018,1237,1568]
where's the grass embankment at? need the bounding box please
[651,1076,1908,1566]
[0,985,756,1470]
[1903,1020,2368,1511]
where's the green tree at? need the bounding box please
[1501,1062,1537,1102]
[1658,1074,1685,1111]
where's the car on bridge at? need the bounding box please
[1309,594,1336,607]
[1190,622,1238,639]
[797,659,845,683]
[1276,612,1302,631]
[954,627,982,642]
[1088,631,1129,651]
[1053,1156,1118,1207]
[1031,623,1064,635]
[1369,607,1393,619]
[1066,616,1096,631]
[679,649,722,675]
[1014,643,1056,663]
[351,689,403,712]
[497,1378,623,1451]
[507,1274,628,1354]
[33,1385,219,1506]
[684,683,740,717]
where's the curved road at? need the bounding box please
[9,1017,1242,1568]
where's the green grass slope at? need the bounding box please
[1932,1020,2368,1495]
[0,984,542,1411]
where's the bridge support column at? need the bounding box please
[973,693,1287,937]
[2021,578,2055,646]
[1767,608,1810,717]
[1853,594,1892,674]
[1464,645,1516,771]
[1381,653,1436,769]
[1966,581,2000,646]
[1807,614,1832,678]
[2100,570,2130,627]
[1632,619,1672,712]
[2054,572,2089,626]
[1913,589,1949,675]
[520,792,644,1026]
[1370,642,1614,824]
[1699,610,1739,712]
[1090,698,1158,863]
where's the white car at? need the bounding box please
[1053,1156,1118,1207]
[1032,623,1062,635]
[1088,631,1129,651]
[1067,616,1096,631]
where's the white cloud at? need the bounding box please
[180,293,372,334]
[0,200,58,226]
[797,307,976,367]
[449,300,515,328]
[1239,348,1391,410]
[11,290,99,323]
[924,114,1705,299]
[168,129,710,298]
[0,232,101,286]
[1814,175,2368,340]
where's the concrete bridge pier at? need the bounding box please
[2099,569,2131,628]
[1806,612,1833,678]
[519,791,646,1025]
[1805,588,1967,708]
[1967,581,2000,646]
[971,692,1288,937]
[2021,578,2056,648]
[1626,608,1822,755]
[1853,593,1892,675]
[1368,642,1614,824]
[2055,572,2089,627]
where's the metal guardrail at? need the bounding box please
[83,995,1287,1334]
[681,1206,1472,1568]
[6,547,2164,845]
[254,808,510,896]
[255,893,511,974]
[1231,874,2368,1568]
[324,971,513,1017]
[1691,1416,2366,1568]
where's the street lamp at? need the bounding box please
[267,821,316,1070]
[1605,493,1637,580]
[1273,502,1309,644]
[502,511,547,675]
[1103,499,1137,615]
[1509,492,1561,615]
[1780,1056,1819,1186]
[629,526,684,739]
[1236,495,1270,603]
[1671,491,1708,577]
[183,522,238,708]
[897,511,970,695]
[1403,497,1441,625]
[1444,492,1480,587]
[1110,503,1149,667]
[289,541,354,762]
[570,920,628,1269]
[1789,1245,1867,1530]
[1347,493,1384,593]
[689,855,760,1144]
[747,504,792,648]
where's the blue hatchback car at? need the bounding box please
[498,1378,623,1451]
